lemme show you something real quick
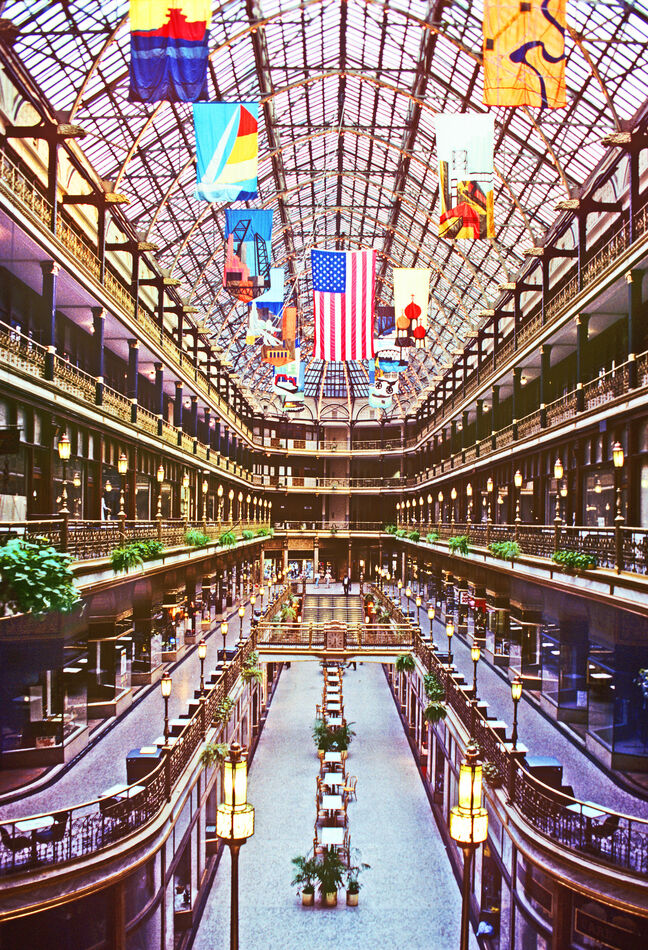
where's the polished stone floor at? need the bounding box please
[193,656,476,950]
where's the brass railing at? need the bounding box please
[374,585,648,879]
[0,636,258,877]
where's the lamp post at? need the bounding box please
[202,476,209,532]
[446,619,454,667]
[182,471,190,525]
[486,476,493,524]
[259,584,265,612]
[418,496,424,531]
[221,620,228,663]
[511,676,523,749]
[427,606,435,645]
[156,464,164,519]
[237,490,243,524]
[216,742,255,950]
[514,468,523,532]
[406,498,410,525]
[466,482,473,531]
[249,594,256,625]
[161,672,172,745]
[471,644,480,698]
[449,742,488,950]
[72,472,81,518]
[613,440,625,572]
[553,456,563,524]
[117,451,128,543]
[57,432,71,516]
[217,484,224,526]
[415,594,422,627]
[228,488,234,523]
[238,605,245,646]
[451,486,457,527]
[437,490,443,531]
[198,639,207,696]
[397,578,403,610]
[396,501,401,527]
[246,493,251,524]
[268,499,272,524]
[427,493,432,531]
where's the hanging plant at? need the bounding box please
[199,742,229,769]
[213,696,235,725]
[395,653,416,673]
[0,538,80,616]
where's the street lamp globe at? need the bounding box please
[612,441,624,469]
[157,464,164,483]
[471,644,481,664]
[57,433,71,461]
[161,672,172,698]
[553,457,563,481]
[514,469,523,489]
[117,452,128,476]
[198,639,207,661]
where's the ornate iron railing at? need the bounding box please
[0,634,258,876]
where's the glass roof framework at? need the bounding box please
[4,0,648,414]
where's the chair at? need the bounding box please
[35,810,69,847]
[342,775,357,802]
[0,825,31,861]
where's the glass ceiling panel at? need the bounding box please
[3,0,648,411]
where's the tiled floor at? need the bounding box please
[194,654,476,950]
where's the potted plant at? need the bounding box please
[0,537,80,616]
[313,718,334,758]
[330,722,355,759]
[448,535,470,556]
[199,741,229,770]
[345,853,370,906]
[316,848,346,906]
[291,853,319,906]
[395,653,416,674]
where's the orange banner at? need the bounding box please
[483,0,566,108]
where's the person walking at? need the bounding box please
[343,575,349,596]
[325,568,331,587]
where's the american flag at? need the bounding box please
[311,249,376,361]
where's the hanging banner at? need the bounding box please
[129,1,211,103]
[194,102,258,202]
[273,341,304,398]
[483,0,566,108]
[374,341,408,374]
[224,209,272,303]
[262,306,296,365]
[435,114,494,240]
[311,249,376,361]
[393,268,430,348]
[247,269,284,344]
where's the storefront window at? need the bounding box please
[572,892,648,949]
[587,643,615,750]
[541,627,561,706]
[584,469,615,526]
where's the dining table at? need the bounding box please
[15,815,54,864]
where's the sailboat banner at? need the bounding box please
[393,268,430,348]
[224,209,272,303]
[435,114,494,240]
[246,269,284,345]
[194,102,259,202]
[129,0,211,103]
[483,0,566,108]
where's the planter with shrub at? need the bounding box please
[291,854,319,905]
[448,535,470,556]
[552,549,597,571]
[488,540,520,561]
[0,537,79,616]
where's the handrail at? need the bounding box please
[372,584,648,878]
[0,634,257,876]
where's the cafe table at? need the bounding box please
[15,815,54,863]
[320,794,344,812]
[323,751,343,765]
[319,826,345,847]
[327,716,343,727]
[322,772,344,789]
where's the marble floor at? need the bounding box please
[193,656,476,950]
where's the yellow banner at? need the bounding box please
[483,0,566,108]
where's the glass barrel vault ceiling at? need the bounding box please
[3,0,648,415]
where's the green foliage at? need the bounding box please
[213,696,235,726]
[426,531,440,543]
[424,700,447,724]
[256,526,274,537]
[218,530,238,547]
[0,537,79,616]
[329,524,338,535]
[395,528,407,538]
[377,607,391,624]
[312,719,355,752]
[291,854,319,894]
[395,653,416,673]
[345,852,370,894]
[552,549,597,570]
[384,524,397,535]
[110,545,143,572]
[488,540,521,561]
[185,528,211,547]
[423,672,445,701]
[448,535,470,556]
[482,761,504,788]
[280,603,297,622]
[110,539,164,571]
[241,529,255,540]
[315,848,346,895]
[241,650,263,684]
[199,742,229,769]
[408,530,420,542]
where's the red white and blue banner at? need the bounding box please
[311,249,376,362]
[129,1,211,103]
[194,102,259,202]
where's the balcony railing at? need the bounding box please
[0,636,257,877]
[0,150,252,442]
[370,584,648,879]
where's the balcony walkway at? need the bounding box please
[194,630,475,950]
[426,611,648,817]
[0,601,255,819]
